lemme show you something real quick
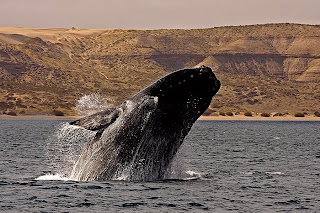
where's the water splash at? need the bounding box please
[164,144,201,180]
[36,173,73,181]
[45,95,194,182]
[76,93,114,116]
[44,121,198,182]
[265,171,283,175]
[45,122,97,177]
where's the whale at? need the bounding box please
[69,66,220,181]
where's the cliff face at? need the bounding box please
[0,24,319,115]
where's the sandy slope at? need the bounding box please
[0,27,112,44]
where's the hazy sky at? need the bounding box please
[1,0,320,29]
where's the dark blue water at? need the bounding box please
[0,120,319,212]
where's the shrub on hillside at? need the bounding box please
[6,97,16,101]
[246,99,258,105]
[52,110,64,116]
[244,111,253,117]
[314,112,320,117]
[273,112,284,117]
[203,108,214,116]
[219,112,226,116]
[294,112,305,117]
[0,101,8,110]
[261,112,271,117]
[211,103,222,108]
[7,111,17,116]
[226,111,234,116]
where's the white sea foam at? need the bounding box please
[36,174,73,181]
[181,170,202,180]
[185,170,202,177]
[243,171,254,175]
[266,171,283,175]
[241,171,283,176]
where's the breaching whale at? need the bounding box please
[69,66,220,181]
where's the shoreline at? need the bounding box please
[0,114,319,121]
[198,115,320,121]
[0,115,81,120]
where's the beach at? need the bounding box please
[0,115,81,120]
[199,115,320,121]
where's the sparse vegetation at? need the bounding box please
[7,111,17,116]
[52,110,64,116]
[203,108,214,116]
[7,97,16,101]
[261,113,271,117]
[315,112,320,117]
[226,112,234,116]
[219,112,226,116]
[244,111,253,117]
[294,112,305,117]
[273,112,284,117]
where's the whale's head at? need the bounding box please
[135,66,220,121]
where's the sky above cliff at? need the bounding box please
[1,0,320,29]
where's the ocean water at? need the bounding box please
[0,119,319,212]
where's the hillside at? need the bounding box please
[0,24,319,116]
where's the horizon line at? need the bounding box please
[1,22,319,31]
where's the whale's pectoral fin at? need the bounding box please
[70,107,120,131]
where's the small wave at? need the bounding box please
[185,170,202,178]
[242,172,254,175]
[171,170,203,180]
[35,174,73,181]
[265,171,283,175]
[242,171,283,176]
